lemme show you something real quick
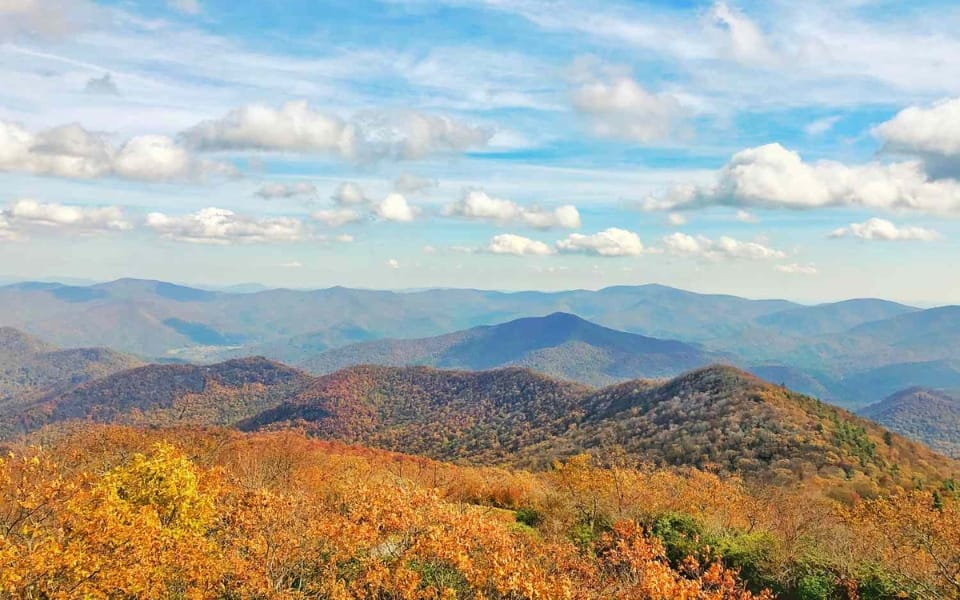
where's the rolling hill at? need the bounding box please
[0,327,143,422]
[7,357,311,435]
[242,364,959,491]
[298,312,720,385]
[859,387,960,458]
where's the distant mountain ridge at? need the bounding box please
[859,387,960,458]
[299,312,720,385]
[0,327,143,431]
[5,278,960,406]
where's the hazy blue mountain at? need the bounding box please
[860,387,960,457]
[753,299,918,337]
[298,312,720,385]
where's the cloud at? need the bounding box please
[644,143,960,215]
[485,233,553,256]
[874,98,960,175]
[84,73,119,95]
[145,207,305,244]
[279,261,302,268]
[667,212,687,226]
[557,228,644,256]
[662,232,786,260]
[735,209,758,223]
[776,263,818,275]
[311,208,363,227]
[386,258,400,269]
[374,193,416,222]
[828,217,941,241]
[331,181,368,206]
[571,72,686,143]
[0,120,232,182]
[709,1,776,65]
[2,199,131,233]
[168,0,201,14]
[444,189,581,230]
[180,100,492,161]
[804,115,840,137]
[394,173,436,194]
[255,182,318,200]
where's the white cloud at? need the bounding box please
[644,143,960,215]
[386,258,400,269]
[331,181,368,206]
[776,263,818,275]
[255,182,318,200]
[374,193,417,222]
[874,98,960,170]
[663,232,786,260]
[829,217,941,241]
[311,208,363,227]
[2,199,131,233]
[0,0,90,40]
[486,233,553,256]
[709,1,776,66]
[804,115,840,137]
[279,261,302,268]
[180,100,492,161]
[84,73,119,95]
[0,120,231,182]
[735,209,758,223]
[667,212,687,226]
[146,207,305,244]
[445,189,581,230]
[572,72,685,143]
[557,228,644,256]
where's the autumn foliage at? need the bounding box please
[0,425,957,599]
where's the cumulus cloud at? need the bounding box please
[331,181,368,206]
[0,0,90,40]
[374,193,416,222]
[312,208,363,227]
[776,263,818,275]
[386,258,400,269]
[445,189,581,230]
[556,228,644,256]
[662,232,786,260]
[485,233,554,256]
[2,199,131,233]
[255,182,318,200]
[146,207,305,244]
[572,73,685,143]
[828,217,941,241]
[735,209,758,223]
[644,143,960,215]
[180,100,492,161]
[0,120,232,182]
[84,73,119,95]
[874,98,960,159]
[667,212,687,226]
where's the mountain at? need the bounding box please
[0,327,143,422]
[242,364,959,490]
[7,357,310,435]
[859,387,960,458]
[752,298,918,337]
[0,279,798,359]
[298,312,719,385]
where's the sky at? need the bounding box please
[1,0,960,303]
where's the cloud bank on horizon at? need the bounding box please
[0,0,958,302]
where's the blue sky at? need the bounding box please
[1,0,960,303]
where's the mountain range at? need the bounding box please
[859,387,960,458]
[2,278,960,407]
[296,312,720,385]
